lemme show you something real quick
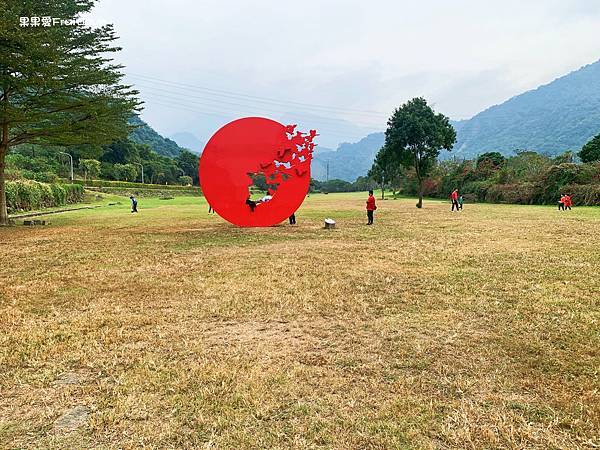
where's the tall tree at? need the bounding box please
[100,140,141,165]
[175,149,200,185]
[476,151,506,169]
[0,0,141,225]
[385,98,456,208]
[79,158,100,181]
[113,163,137,182]
[368,145,400,200]
[578,134,600,163]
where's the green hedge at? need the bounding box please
[484,183,542,204]
[74,179,201,191]
[461,180,494,202]
[473,182,600,206]
[86,186,202,197]
[6,180,84,213]
[435,180,600,206]
[562,183,600,206]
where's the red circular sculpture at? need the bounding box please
[199,117,317,227]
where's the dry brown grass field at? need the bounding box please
[1,193,599,449]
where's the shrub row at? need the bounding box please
[6,180,84,213]
[73,179,200,191]
[562,183,600,206]
[478,182,540,205]
[85,186,202,197]
[458,181,600,205]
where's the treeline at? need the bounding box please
[309,177,371,193]
[366,102,600,207]
[250,173,372,194]
[370,149,600,205]
[6,139,199,186]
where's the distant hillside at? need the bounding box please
[132,60,600,178]
[170,132,204,154]
[129,116,184,158]
[312,133,384,181]
[451,59,600,158]
[313,60,600,180]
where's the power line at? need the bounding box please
[142,96,372,141]
[128,73,386,143]
[139,88,383,130]
[128,73,389,120]
[134,82,384,127]
[129,73,388,118]
[138,91,373,133]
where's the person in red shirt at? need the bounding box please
[563,194,572,210]
[366,190,377,225]
[450,189,459,211]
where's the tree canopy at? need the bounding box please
[384,97,456,208]
[476,152,506,168]
[368,145,402,199]
[0,0,141,224]
[79,158,100,181]
[578,134,600,163]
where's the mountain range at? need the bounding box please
[128,116,185,158]
[311,134,384,181]
[169,132,204,154]
[448,59,600,159]
[133,59,600,182]
[310,59,600,180]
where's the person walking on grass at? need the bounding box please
[558,194,565,211]
[208,204,215,214]
[563,194,572,210]
[130,195,138,213]
[458,194,464,210]
[451,188,459,211]
[366,189,377,225]
[289,212,296,225]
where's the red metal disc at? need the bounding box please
[199,117,316,227]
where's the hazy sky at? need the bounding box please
[88,0,600,149]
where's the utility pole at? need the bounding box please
[58,151,73,181]
[134,163,144,183]
[326,160,329,182]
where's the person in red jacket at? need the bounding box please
[450,188,459,211]
[563,194,572,210]
[366,190,377,225]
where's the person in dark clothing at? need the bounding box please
[289,213,296,225]
[366,190,376,225]
[458,195,464,210]
[208,204,215,214]
[245,196,257,212]
[558,194,565,211]
[130,195,138,213]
